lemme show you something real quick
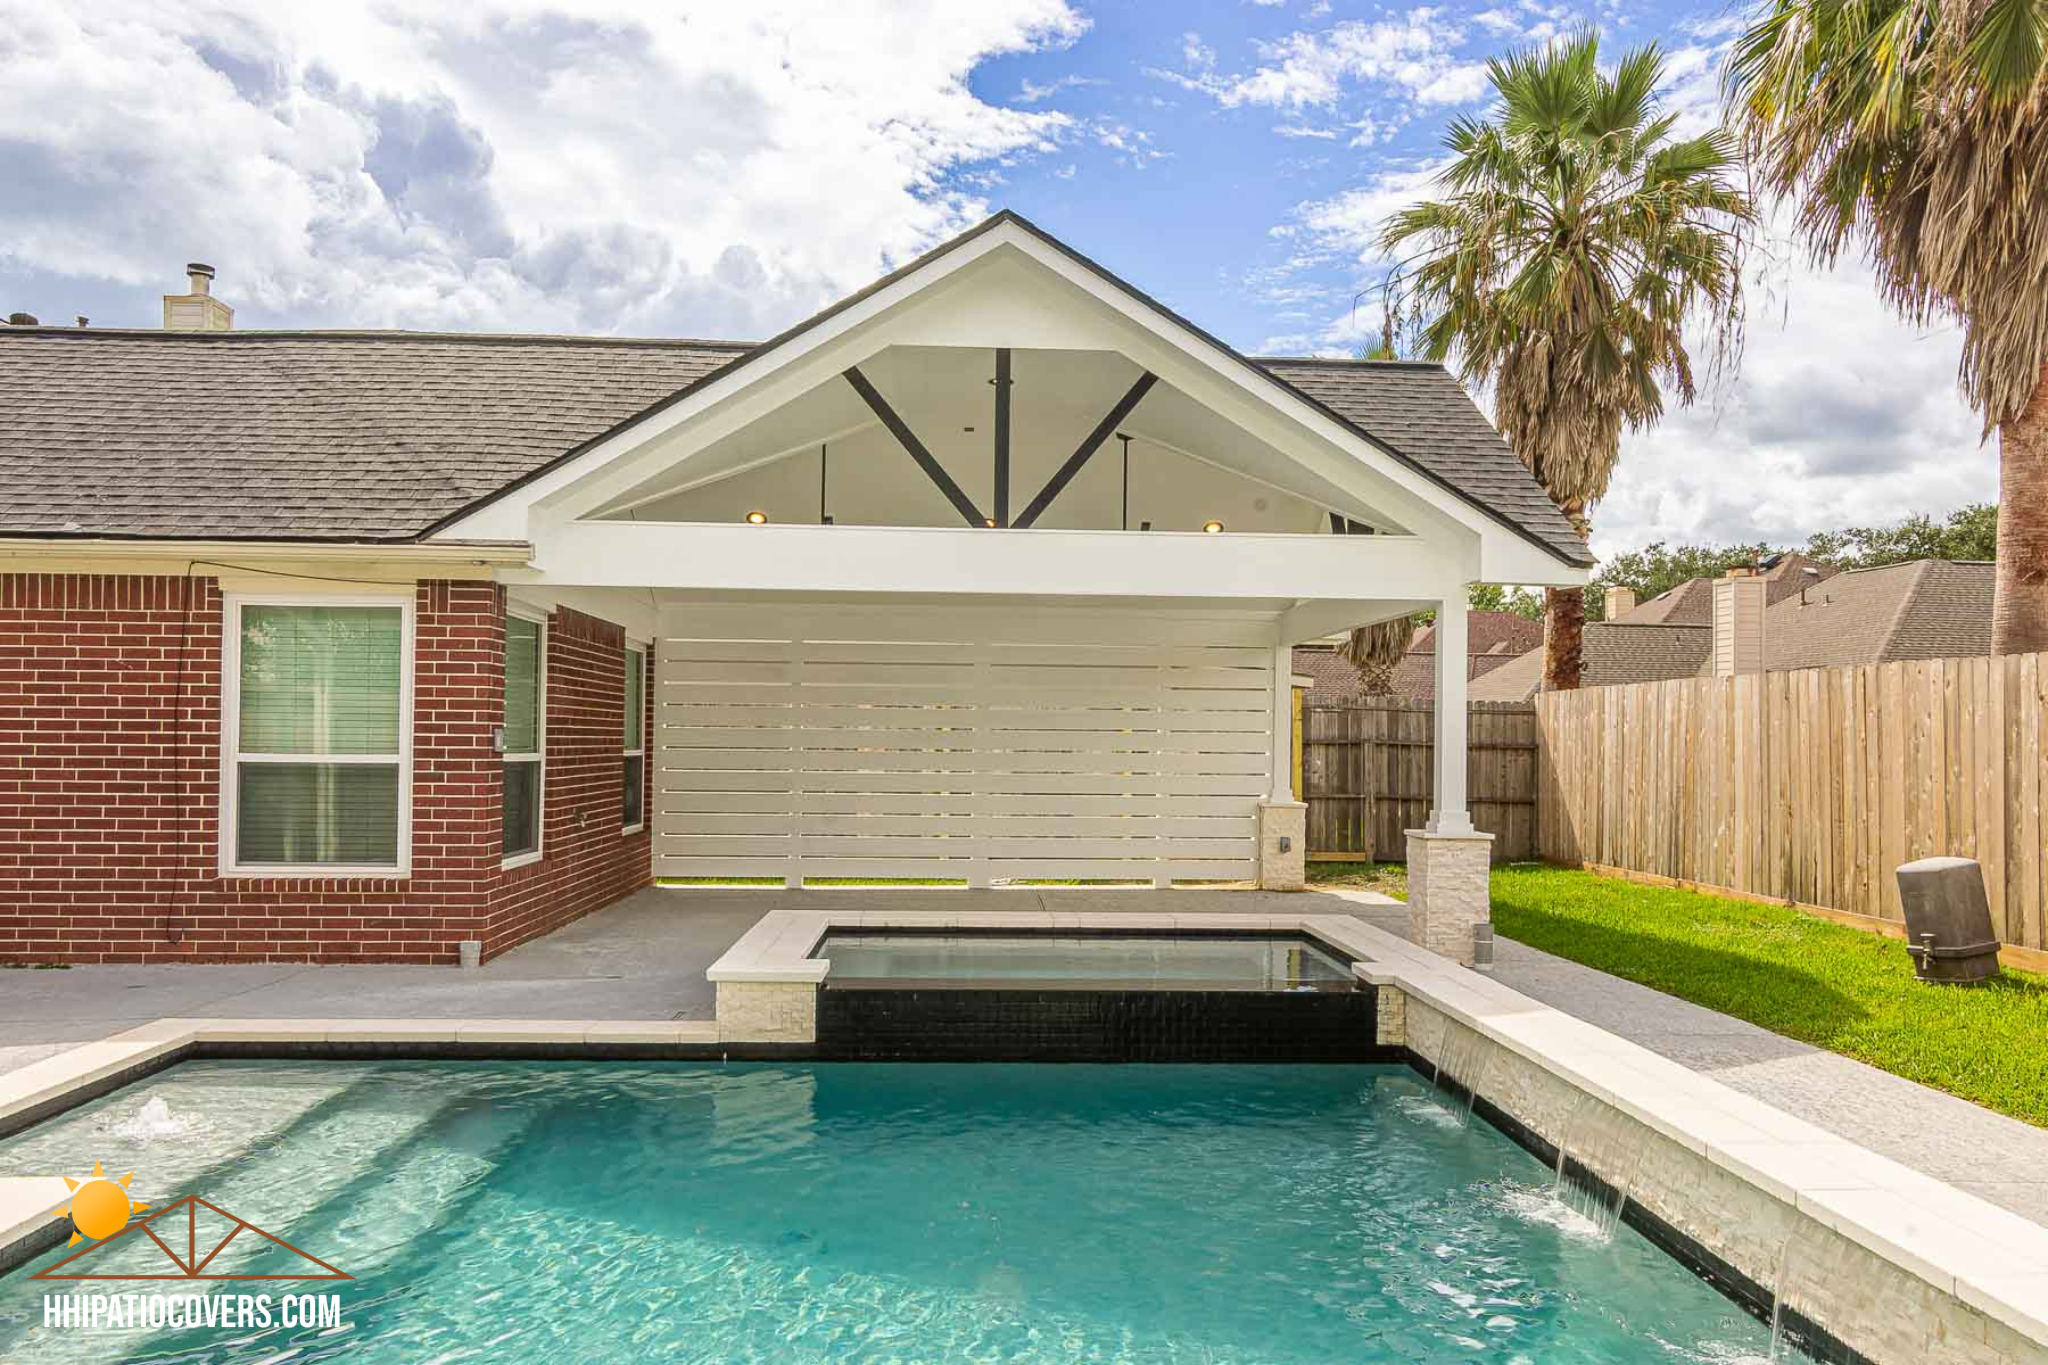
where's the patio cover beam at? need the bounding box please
[843,366,986,528]
[1012,371,1157,529]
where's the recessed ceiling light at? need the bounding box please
[1202,520,1224,534]
[745,510,768,524]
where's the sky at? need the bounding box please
[0,0,1997,561]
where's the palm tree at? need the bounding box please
[1341,616,1418,694]
[1728,0,2048,654]
[1381,34,1753,688]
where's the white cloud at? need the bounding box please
[1273,124,1339,139]
[1016,73,1103,105]
[1162,11,1488,111]
[0,0,1089,336]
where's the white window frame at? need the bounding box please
[219,592,415,879]
[622,641,647,835]
[502,606,549,870]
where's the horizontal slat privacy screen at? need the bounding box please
[654,605,1274,882]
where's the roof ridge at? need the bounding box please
[1876,559,1936,655]
[1251,355,1449,371]
[0,327,755,349]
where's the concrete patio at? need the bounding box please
[3,883,2043,1232]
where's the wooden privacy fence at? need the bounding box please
[1302,699,1538,862]
[1535,654,2048,950]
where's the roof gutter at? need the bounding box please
[0,537,534,566]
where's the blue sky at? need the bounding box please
[0,1,1996,558]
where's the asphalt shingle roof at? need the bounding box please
[0,330,743,541]
[1758,560,1994,670]
[1471,623,1713,701]
[1259,358,1588,565]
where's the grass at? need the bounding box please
[1490,865,2048,1128]
[1305,860,1409,899]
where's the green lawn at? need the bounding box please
[1486,865,2048,1128]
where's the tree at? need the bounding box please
[1340,617,1418,695]
[1383,34,1753,689]
[1802,503,1999,568]
[1728,0,2048,653]
[1467,583,1546,620]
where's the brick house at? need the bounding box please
[1,216,1588,964]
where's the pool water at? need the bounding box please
[0,1062,1789,1363]
[815,931,1357,989]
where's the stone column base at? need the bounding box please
[1257,800,1307,891]
[716,981,817,1043]
[1405,828,1494,966]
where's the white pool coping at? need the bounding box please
[709,908,2048,1352]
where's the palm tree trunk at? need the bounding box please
[1543,497,1590,690]
[1993,363,2048,656]
[1542,587,1585,690]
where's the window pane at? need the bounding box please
[505,617,541,755]
[504,759,541,857]
[240,605,402,755]
[622,753,645,829]
[238,763,399,866]
[623,647,644,750]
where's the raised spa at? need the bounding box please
[806,929,1380,1062]
[812,930,1357,989]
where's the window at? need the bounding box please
[222,597,411,875]
[503,614,545,863]
[622,645,645,832]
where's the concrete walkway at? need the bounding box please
[3,884,2041,1231]
[1490,936,2048,1228]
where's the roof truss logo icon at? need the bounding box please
[32,1195,351,1281]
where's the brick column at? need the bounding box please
[1404,828,1493,965]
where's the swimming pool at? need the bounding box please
[0,1060,1793,1363]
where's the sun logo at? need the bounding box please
[55,1160,148,1248]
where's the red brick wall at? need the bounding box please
[0,573,649,965]
[484,606,652,956]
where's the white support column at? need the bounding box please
[1427,594,1473,835]
[1258,642,1306,890]
[1269,644,1294,803]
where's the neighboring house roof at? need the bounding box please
[1756,559,1994,670]
[1471,623,1713,701]
[0,212,1590,563]
[1616,552,1837,625]
[1474,558,1995,700]
[1294,610,1544,701]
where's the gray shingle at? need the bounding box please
[0,330,742,541]
[1257,358,1590,566]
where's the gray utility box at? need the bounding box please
[1894,856,2002,985]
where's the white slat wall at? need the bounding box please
[654,604,1274,883]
